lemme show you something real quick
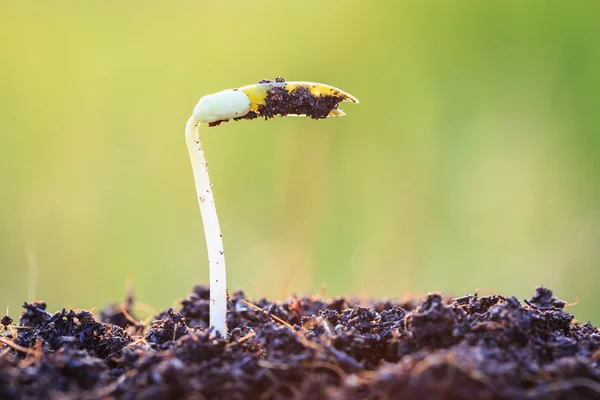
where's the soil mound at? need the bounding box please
[1,287,599,399]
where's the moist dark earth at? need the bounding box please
[208,77,348,126]
[249,77,348,121]
[1,287,599,400]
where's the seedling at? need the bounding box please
[185,77,358,337]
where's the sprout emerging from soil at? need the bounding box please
[185,77,358,337]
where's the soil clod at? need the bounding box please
[1,315,12,328]
[257,84,346,120]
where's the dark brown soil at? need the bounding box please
[208,78,348,127]
[256,84,346,120]
[1,287,599,399]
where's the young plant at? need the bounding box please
[185,77,358,337]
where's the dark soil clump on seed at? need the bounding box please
[209,78,347,126]
[258,85,345,120]
[250,77,346,120]
[1,287,599,399]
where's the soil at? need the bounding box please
[1,286,599,400]
[252,77,347,120]
[258,84,345,120]
[207,78,348,126]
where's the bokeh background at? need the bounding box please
[1,2,599,323]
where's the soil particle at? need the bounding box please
[529,286,568,309]
[18,302,52,328]
[1,315,12,327]
[1,287,599,399]
[145,309,190,349]
[207,119,227,127]
[179,285,211,329]
[405,294,460,349]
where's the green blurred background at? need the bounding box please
[1,2,599,323]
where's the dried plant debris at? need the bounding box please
[1,287,599,399]
[207,77,358,127]
[100,292,144,334]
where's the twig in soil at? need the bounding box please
[120,302,143,328]
[470,320,504,331]
[469,311,490,327]
[125,300,157,326]
[3,325,32,330]
[104,337,150,360]
[225,331,256,348]
[240,299,293,329]
[18,340,44,369]
[0,337,34,355]
[33,340,42,365]
[294,332,363,370]
[257,359,293,370]
[321,343,363,370]
[524,377,600,398]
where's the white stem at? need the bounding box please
[185,116,227,337]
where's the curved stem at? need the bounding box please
[185,116,227,337]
